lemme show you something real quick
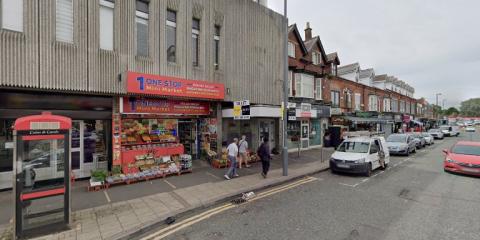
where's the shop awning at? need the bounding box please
[344,116,389,124]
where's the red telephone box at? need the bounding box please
[13,112,71,239]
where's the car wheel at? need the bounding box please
[406,150,410,156]
[365,163,372,177]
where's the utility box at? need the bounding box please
[13,112,71,239]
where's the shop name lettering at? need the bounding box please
[137,76,182,91]
[29,130,60,135]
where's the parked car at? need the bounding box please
[421,132,435,145]
[443,141,480,177]
[428,129,445,139]
[330,133,390,177]
[408,132,426,149]
[386,134,417,156]
[465,126,476,132]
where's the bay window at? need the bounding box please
[295,73,314,99]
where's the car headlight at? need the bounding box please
[354,158,365,164]
[446,158,457,163]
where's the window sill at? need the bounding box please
[53,41,77,49]
[0,29,25,37]
[135,55,153,62]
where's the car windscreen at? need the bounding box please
[387,135,406,142]
[337,141,370,153]
[428,129,439,133]
[452,145,480,156]
[421,133,431,137]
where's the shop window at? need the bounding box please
[56,0,74,43]
[287,121,301,149]
[136,0,149,56]
[288,41,295,57]
[192,18,200,67]
[0,120,14,172]
[99,0,114,51]
[166,9,177,63]
[214,25,220,69]
[1,0,23,32]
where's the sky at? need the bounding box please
[268,0,480,108]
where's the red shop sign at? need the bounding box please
[126,71,225,100]
[122,97,210,115]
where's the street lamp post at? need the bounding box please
[282,0,289,176]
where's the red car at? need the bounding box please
[443,141,480,176]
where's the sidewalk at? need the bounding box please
[0,148,333,240]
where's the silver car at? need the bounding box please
[386,134,417,156]
[428,129,444,139]
[421,132,434,145]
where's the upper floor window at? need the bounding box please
[288,71,293,97]
[214,25,220,68]
[56,0,74,43]
[312,52,320,65]
[369,95,378,111]
[192,18,200,67]
[331,91,340,108]
[354,93,361,111]
[315,78,322,100]
[135,0,149,56]
[331,63,336,75]
[383,98,391,112]
[345,92,352,109]
[295,73,314,99]
[288,42,295,58]
[99,0,114,51]
[1,0,23,32]
[166,9,177,63]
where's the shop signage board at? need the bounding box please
[300,103,312,118]
[234,100,250,120]
[331,108,342,115]
[316,105,331,118]
[288,109,297,121]
[126,71,225,100]
[122,97,210,115]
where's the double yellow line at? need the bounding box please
[141,176,318,240]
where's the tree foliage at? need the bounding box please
[460,98,480,117]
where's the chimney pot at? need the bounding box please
[305,22,312,40]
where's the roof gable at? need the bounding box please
[288,24,308,55]
[304,36,328,62]
[327,52,340,65]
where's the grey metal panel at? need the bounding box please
[0,0,39,88]
[2,0,285,105]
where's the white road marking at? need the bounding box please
[164,179,177,189]
[103,190,111,203]
[339,183,358,188]
[206,172,221,180]
[361,178,369,182]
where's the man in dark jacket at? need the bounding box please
[257,137,271,178]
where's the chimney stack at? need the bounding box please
[305,22,312,40]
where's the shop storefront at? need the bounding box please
[222,105,280,153]
[108,72,224,185]
[286,103,327,151]
[0,91,112,189]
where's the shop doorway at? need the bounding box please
[71,121,107,179]
[178,120,199,159]
[301,120,310,148]
[259,120,276,151]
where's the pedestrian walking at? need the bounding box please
[238,135,251,168]
[224,138,239,180]
[257,137,271,178]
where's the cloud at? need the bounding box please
[269,0,480,108]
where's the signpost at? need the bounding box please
[234,100,250,120]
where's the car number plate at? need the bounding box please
[337,164,350,168]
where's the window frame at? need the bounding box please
[56,0,74,43]
[1,0,24,32]
[99,0,115,51]
[166,9,177,63]
[213,25,220,69]
[331,91,340,108]
[288,41,295,58]
[295,73,314,99]
[192,18,200,67]
[354,93,361,111]
[315,78,322,100]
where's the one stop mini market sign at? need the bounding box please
[126,71,225,100]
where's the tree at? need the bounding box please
[445,107,459,116]
[460,98,480,117]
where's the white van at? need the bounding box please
[330,132,390,177]
[440,125,460,137]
